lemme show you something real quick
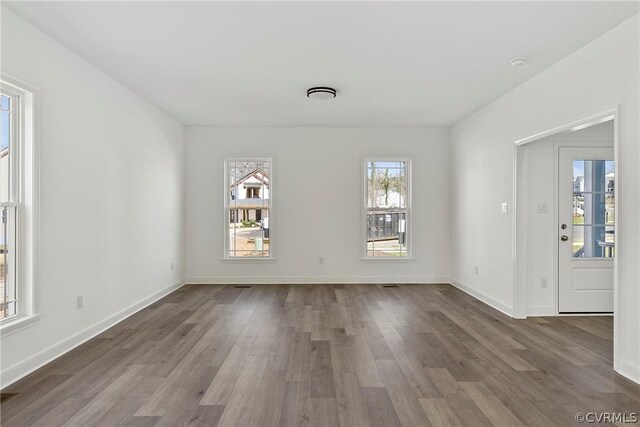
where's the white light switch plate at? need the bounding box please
[537,203,549,213]
[501,203,508,214]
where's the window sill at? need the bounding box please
[360,257,416,263]
[0,314,40,337]
[220,257,278,263]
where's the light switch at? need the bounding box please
[501,203,508,214]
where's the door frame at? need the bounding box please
[512,107,619,369]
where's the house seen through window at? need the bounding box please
[226,159,272,258]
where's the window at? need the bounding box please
[364,159,411,258]
[225,159,272,258]
[1,78,36,329]
[572,159,615,258]
[1,91,17,319]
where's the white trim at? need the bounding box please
[0,279,185,389]
[359,257,416,263]
[223,157,275,260]
[553,141,560,315]
[512,142,526,318]
[553,313,613,317]
[449,277,514,317]
[525,306,557,317]
[361,157,413,259]
[514,110,616,146]
[185,276,449,285]
[219,257,277,263]
[617,360,640,385]
[0,313,40,336]
[612,111,620,372]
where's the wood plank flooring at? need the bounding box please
[2,284,639,426]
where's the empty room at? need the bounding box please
[1,1,639,426]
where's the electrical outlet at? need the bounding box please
[541,278,548,288]
[501,203,509,214]
[475,265,479,275]
[171,262,174,271]
[76,295,84,309]
[319,257,324,265]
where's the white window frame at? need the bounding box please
[362,157,414,260]
[223,157,276,261]
[0,76,39,335]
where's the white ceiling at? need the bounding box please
[5,1,639,127]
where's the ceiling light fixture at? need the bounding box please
[510,58,526,67]
[307,87,336,100]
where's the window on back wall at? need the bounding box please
[364,159,411,258]
[225,159,272,258]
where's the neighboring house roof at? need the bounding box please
[231,168,269,188]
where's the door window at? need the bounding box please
[572,160,615,258]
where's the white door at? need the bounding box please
[558,147,614,313]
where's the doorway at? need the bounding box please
[514,111,617,318]
[558,147,614,313]
[513,108,623,376]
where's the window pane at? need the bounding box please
[1,108,10,203]
[605,194,615,224]
[1,110,9,150]
[572,195,584,225]
[0,95,9,111]
[572,159,614,257]
[572,225,584,257]
[367,161,407,208]
[367,210,407,257]
[227,160,270,257]
[1,206,17,319]
[574,160,613,193]
[573,225,615,258]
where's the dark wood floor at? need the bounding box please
[2,284,639,426]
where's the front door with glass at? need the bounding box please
[558,147,614,313]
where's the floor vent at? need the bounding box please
[235,285,252,288]
[382,285,399,288]
[1,393,18,404]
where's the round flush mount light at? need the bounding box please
[510,58,526,67]
[307,87,337,100]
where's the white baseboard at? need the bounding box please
[185,276,451,285]
[449,277,514,317]
[526,306,556,316]
[617,360,640,386]
[0,279,185,389]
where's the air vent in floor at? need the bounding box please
[382,285,399,288]
[235,285,252,288]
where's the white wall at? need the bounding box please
[519,122,613,315]
[185,127,450,284]
[450,15,639,382]
[0,8,185,386]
